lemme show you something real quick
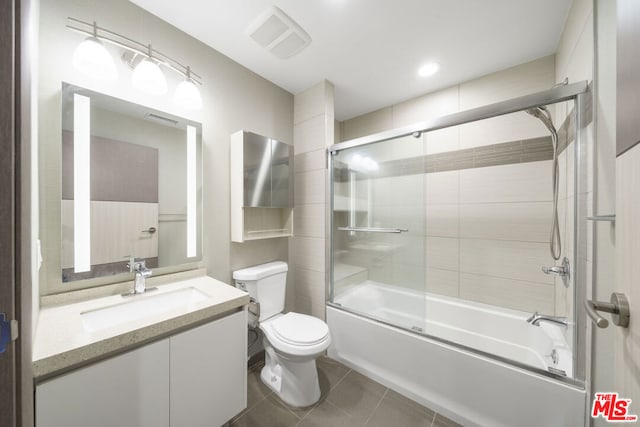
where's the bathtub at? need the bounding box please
[327,281,586,427]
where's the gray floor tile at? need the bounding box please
[432,413,464,427]
[232,368,271,422]
[385,389,436,418]
[275,395,316,420]
[231,394,300,427]
[326,370,387,424]
[247,368,272,409]
[297,400,362,427]
[232,357,464,427]
[317,356,350,391]
[365,390,435,427]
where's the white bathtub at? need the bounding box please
[328,281,586,427]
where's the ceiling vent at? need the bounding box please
[247,6,311,59]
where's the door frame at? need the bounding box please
[1,0,34,426]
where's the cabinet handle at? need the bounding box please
[141,227,157,234]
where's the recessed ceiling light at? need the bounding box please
[418,62,439,78]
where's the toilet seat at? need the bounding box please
[261,312,330,357]
[272,313,329,346]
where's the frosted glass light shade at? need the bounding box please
[174,79,203,110]
[72,37,117,81]
[132,58,168,95]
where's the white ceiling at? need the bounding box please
[130,0,572,121]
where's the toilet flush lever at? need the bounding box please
[585,292,630,328]
[248,298,260,329]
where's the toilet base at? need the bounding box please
[260,345,321,408]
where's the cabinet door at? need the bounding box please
[170,310,247,427]
[271,139,292,208]
[36,339,170,427]
[243,132,272,207]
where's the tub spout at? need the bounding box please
[526,312,568,327]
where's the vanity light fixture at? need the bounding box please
[71,23,118,81]
[67,17,202,108]
[174,67,203,110]
[132,46,168,95]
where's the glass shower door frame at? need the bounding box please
[328,81,591,387]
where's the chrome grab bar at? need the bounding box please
[338,227,409,234]
[584,292,630,328]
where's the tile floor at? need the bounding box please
[230,355,462,427]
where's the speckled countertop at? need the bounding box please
[33,271,249,380]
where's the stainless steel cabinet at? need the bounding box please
[231,130,294,242]
[240,131,292,208]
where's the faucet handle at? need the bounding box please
[125,256,145,272]
[542,257,570,288]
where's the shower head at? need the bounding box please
[525,106,555,134]
[525,105,549,120]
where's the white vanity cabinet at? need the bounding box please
[36,310,247,427]
[36,339,171,427]
[170,310,247,426]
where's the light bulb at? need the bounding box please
[418,62,440,78]
[174,78,202,110]
[132,58,168,95]
[72,37,117,81]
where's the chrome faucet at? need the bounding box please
[126,257,153,295]
[526,312,568,327]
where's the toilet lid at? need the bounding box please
[272,313,329,346]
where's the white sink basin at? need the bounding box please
[81,287,209,332]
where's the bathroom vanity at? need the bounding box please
[33,271,249,427]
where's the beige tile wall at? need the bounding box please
[338,55,572,314]
[290,81,334,319]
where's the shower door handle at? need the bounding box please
[338,227,409,234]
[584,293,630,328]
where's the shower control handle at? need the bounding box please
[542,257,570,288]
[585,293,630,328]
[542,266,565,275]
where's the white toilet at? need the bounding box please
[233,261,330,407]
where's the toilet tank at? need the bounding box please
[233,261,287,321]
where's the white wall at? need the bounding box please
[591,0,618,418]
[37,0,293,296]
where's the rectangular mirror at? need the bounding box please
[61,83,203,282]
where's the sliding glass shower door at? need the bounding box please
[330,134,427,330]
